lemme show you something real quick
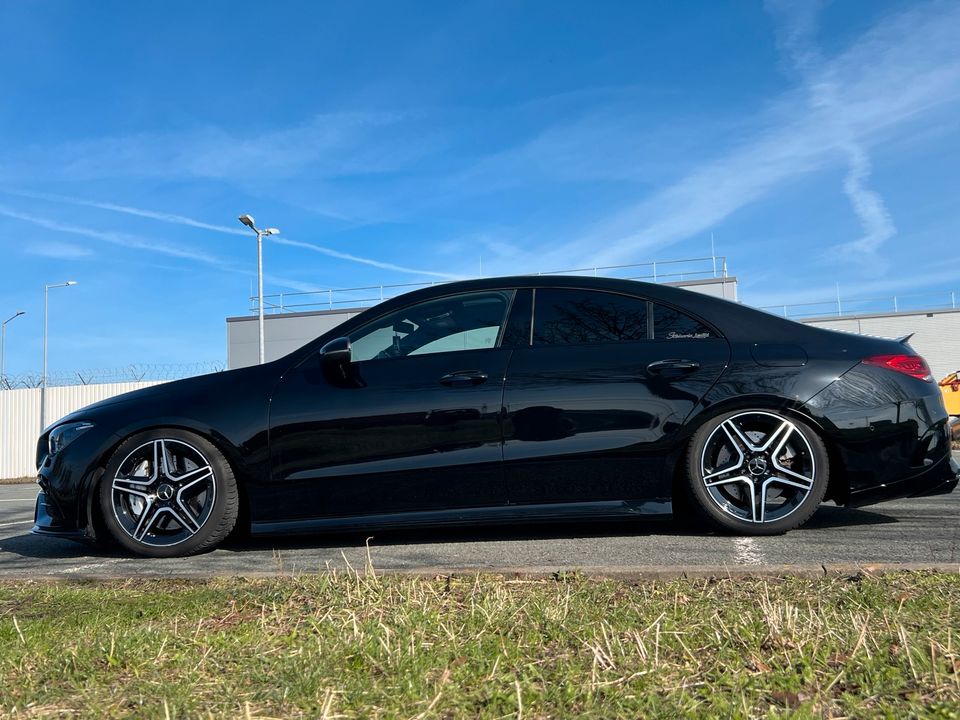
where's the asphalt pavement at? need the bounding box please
[1,462,958,578]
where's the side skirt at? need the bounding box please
[251,499,673,536]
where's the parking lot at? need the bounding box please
[1,458,958,578]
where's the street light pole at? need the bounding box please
[1,310,26,389]
[237,215,280,365]
[41,281,77,431]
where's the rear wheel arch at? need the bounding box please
[671,395,843,521]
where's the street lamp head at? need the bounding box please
[263,228,280,236]
[15,310,25,318]
[65,281,77,286]
[238,214,256,230]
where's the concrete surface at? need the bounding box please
[1,463,958,579]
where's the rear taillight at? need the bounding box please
[862,354,933,382]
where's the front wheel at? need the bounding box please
[99,429,239,557]
[685,410,829,535]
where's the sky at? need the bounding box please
[1,0,959,377]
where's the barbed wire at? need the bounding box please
[0,362,226,390]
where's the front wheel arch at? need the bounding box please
[93,427,240,556]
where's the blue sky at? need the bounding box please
[1,0,960,376]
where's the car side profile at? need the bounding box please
[33,276,959,557]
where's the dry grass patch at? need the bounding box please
[1,571,958,718]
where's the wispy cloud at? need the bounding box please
[0,205,223,265]
[1,190,462,279]
[24,240,94,259]
[489,0,960,273]
[0,112,422,192]
[766,0,896,265]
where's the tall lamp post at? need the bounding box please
[237,215,279,365]
[41,281,77,431]
[1,310,26,389]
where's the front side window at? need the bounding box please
[349,290,512,361]
[533,289,649,346]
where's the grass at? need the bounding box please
[1,571,959,718]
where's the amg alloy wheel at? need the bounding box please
[686,410,828,535]
[99,429,238,557]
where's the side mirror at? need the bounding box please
[319,337,352,383]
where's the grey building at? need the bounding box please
[226,274,958,383]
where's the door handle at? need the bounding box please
[439,370,489,387]
[646,359,700,376]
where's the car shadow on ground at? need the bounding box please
[0,504,897,560]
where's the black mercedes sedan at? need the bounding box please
[33,276,958,557]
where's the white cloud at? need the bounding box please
[0,205,223,265]
[482,0,960,274]
[0,191,462,280]
[24,240,94,259]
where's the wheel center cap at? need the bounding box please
[747,457,768,476]
[157,483,174,501]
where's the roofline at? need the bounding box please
[226,275,739,323]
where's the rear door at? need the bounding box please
[502,288,729,505]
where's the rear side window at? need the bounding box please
[653,303,715,340]
[533,289,649,346]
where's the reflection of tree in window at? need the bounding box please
[653,303,713,340]
[534,290,648,346]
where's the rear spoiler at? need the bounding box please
[897,333,914,345]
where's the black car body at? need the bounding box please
[33,276,958,555]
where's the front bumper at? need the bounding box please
[847,453,959,508]
[31,490,89,540]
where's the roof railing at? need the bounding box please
[248,256,730,314]
[760,290,958,320]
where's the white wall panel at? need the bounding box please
[0,381,163,480]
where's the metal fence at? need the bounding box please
[249,256,730,314]
[0,381,165,480]
[0,362,224,391]
[760,289,959,320]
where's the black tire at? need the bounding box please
[98,428,239,557]
[685,409,828,535]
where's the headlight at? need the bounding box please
[48,422,95,455]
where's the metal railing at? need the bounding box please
[760,290,959,320]
[248,256,730,314]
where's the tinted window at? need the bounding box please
[533,289,649,346]
[350,291,512,361]
[653,303,715,340]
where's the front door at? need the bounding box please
[266,289,515,522]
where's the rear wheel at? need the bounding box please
[685,410,828,535]
[98,429,238,557]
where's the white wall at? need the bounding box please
[0,381,163,481]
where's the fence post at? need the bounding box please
[953,291,956,309]
[783,305,788,317]
[893,296,898,312]
[279,293,284,312]
[652,262,657,282]
[328,290,333,309]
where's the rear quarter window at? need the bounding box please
[653,303,715,340]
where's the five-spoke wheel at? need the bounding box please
[99,429,238,557]
[686,410,828,534]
